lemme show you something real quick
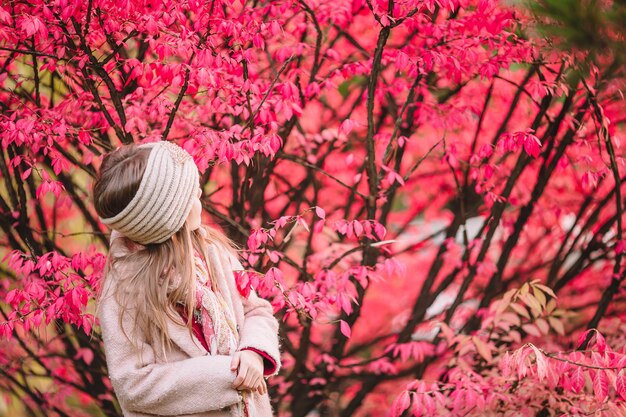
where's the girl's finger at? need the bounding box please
[243,369,256,390]
[233,367,247,389]
[252,376,261,391]
[230,352,240,371]
[248,367,261,390]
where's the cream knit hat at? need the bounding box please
[98,141,200,245]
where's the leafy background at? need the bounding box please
[1,0,625,415]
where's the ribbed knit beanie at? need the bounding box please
[98,141,200,245]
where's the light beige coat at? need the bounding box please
[97,230,281,417]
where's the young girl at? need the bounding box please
[92,140,281,417]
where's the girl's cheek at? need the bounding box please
[194,199,202,219]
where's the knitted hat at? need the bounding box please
[98,141,200,245]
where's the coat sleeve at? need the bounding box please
[226,252,282,377]
[97,276,242,415]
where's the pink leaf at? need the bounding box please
[571,366,585,393]
[21,167,32,180]
[374,223,386,239]
[530,344,547,381]
[582,171,598,192]
[82,316,92,335]
[296,216,310,232]
[353,220,363,237]
[233,271,252,298]
[391,391,411,416]
[340,119,354,135]
[339,320,351,338]
[577,329,595,349]
[75,348,94,365]
[595,332,607,354]
[616,372,626,401]
[422,394,436,415]
[593,370,608,402]
[522,133,542,158]
[472,336,492,362]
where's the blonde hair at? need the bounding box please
[92,143,238,361]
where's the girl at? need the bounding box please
[92,140,281,417]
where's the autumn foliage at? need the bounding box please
[1,0,626,416]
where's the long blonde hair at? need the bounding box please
[92,143,238,361]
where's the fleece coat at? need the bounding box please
[97,229,282,417]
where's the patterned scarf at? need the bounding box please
[191,249,239,355]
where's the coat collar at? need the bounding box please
[164,316,209,357]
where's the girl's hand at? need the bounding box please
[256,378,267,395]
[230,350,264,392]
